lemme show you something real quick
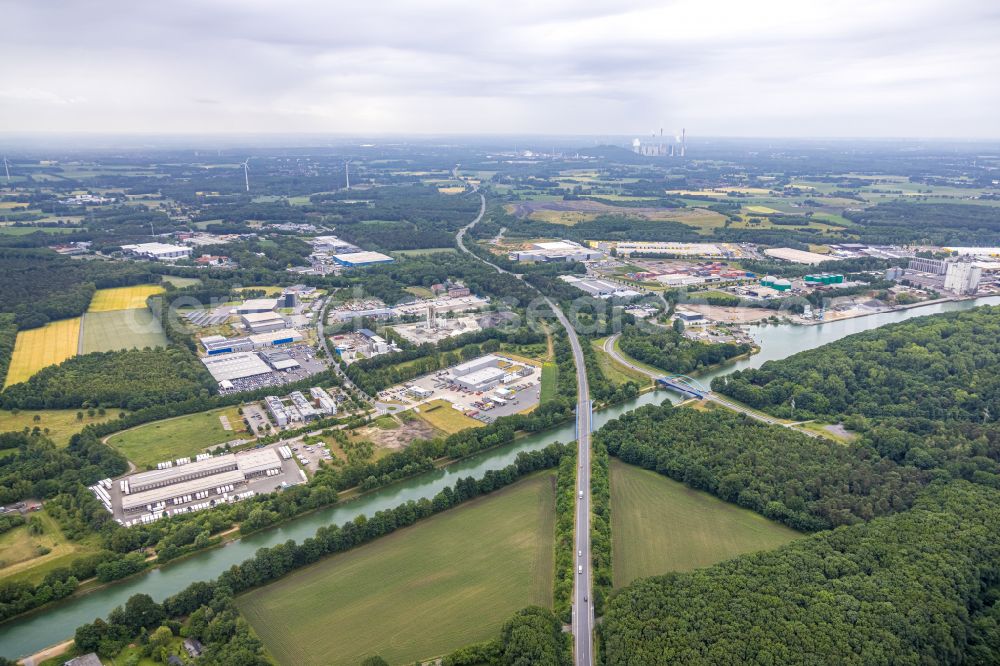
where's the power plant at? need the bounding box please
[632,128,686,157]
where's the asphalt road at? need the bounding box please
[456,185,594,665]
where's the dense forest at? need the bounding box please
[715,306,1000,423]
[601,481,1000,665]
[57,443,570,664]
[618,325,753,375]
[845,201,1000,245]
[0,249,158,329]
[1,347,215,409]
[597,403,925,531]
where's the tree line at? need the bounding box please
[600,481,1000,665]
[41,442,570,665]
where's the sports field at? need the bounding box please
[106,406,248,469]
[87,285,165,312]
[610,459,800,587]
[415,399,482,434]
[4,318,81,387]
[80,309,168,353]
[237,472,556,666]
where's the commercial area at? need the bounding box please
[264,386,339,428]
[611,241,748,258]
[120,242,193,261]
[763,247,837,265]
[559,275,643,299]
[510,240,603,263]
[201,345,327,393]
[333,250,395,266]
[377,354,543,424]
[90,445,304,524]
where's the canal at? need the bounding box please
[3,296,998,658]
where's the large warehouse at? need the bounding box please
[201,351,274,382]
[333,250,394,266]
[241,311,287,333]
[450,354,507,391]
[121,242,192,261]
[235,298,279,314]
[120,450,283,514]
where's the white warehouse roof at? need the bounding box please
[201,352,273,382]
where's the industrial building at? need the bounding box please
[449,355,507,391]
[119,450,283,515]
[804,273,845,285]
[235,298,279,314]
[763,247,834,265]
[201,329,303,356]
[121,242,192,261]
[559,275,642,299]
[511,240,603,263]
[201,352,274,382]
[241,311,287,333]
[944,260,982,295]
[908,257,947,275]
[614,242,731,258]
[261,349,300,371]
[310,387,338,414]
[759,276,792,291]
[333,250,394,266]
[289,391,319,420]
[265,395,289,427]
[453,366,507,392]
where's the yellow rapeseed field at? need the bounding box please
[4,318,81,387]
[87,285,165,312]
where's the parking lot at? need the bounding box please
[106,442,306,522]
[377,355,543,424]
[241,403,273,435]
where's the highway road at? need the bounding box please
[603,333,814,432]
[457,186,595,665]
[313,296,385,412]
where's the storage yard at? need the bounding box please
[378,354,542,425]
[91,444,305,525]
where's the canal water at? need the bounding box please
[3,296,998,658]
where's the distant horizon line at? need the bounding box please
[0,131,998,142]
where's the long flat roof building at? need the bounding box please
[129,455,240,493]
[121,242,192,261]
[763,247,836,265]
[201,352,274,382]
[122,470,245,513]
[235,298,279,314]
[333,250,394,266]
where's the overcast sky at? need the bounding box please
[1,0,998,138]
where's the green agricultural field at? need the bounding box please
[237,472,556,666]
[0,226,80,235]
[80,309,168,354]
[160,275,202,288]
[0,409,121,446]
[610,459,800,587]
[107,406,249,469]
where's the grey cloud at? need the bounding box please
[0,0,997,136]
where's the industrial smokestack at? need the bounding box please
[681,129,686,157]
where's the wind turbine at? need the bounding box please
[241,158,250,192]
